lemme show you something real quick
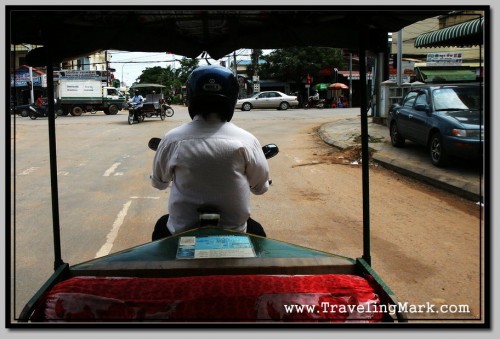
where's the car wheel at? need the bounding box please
[429,132,449,167]
[241,103,252,111]
[279,102,289,110]
[71,106,83,116]
[108,104,119,115]
[390,122,405,147]
[165,107,174,117]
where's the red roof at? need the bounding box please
[15,64,46,75]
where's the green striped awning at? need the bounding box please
[414,17,484,48]
[418,69,477,83]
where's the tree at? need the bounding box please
[260,47,345,86]
[246,49,263,79]
[136,66,165,84]
[176,57,199,84]
[133,57,199,97]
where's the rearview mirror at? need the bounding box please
[148,137,161,151]
[262,144,279,159]
[414,104,430,112]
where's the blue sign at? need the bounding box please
[12,68,43,87]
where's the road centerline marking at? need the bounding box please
[95,200,132,258]
[103,162,121,176]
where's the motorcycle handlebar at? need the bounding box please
[148,137,279,160]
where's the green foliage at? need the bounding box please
[136,66,164,84]
[177,57,199,83]
[260,47,345,84]
[246,49,263,78]
[133,57,199,95]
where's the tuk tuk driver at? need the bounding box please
[150,66,270,240]
[129,90,144,122]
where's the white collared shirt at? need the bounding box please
[151,114,269,234]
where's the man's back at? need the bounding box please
[151,114,269,234]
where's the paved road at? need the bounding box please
[10,107,483,322]
[11,106,342,316]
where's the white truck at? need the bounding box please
[55,73,126,116]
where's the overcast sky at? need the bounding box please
[108,49,262,87]
[108,51,188,87]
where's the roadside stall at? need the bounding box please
[414,17,484,84]
[11,65,47,109]
[329,82,350,108]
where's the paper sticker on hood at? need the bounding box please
[448,110,482,124]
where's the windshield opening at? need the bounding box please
[432,87,480,111]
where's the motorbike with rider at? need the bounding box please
[150,66,272,240]
[28,95,58,120]
[305,89,325,109]
[128,90,144,124]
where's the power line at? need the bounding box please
[109,60,179,64]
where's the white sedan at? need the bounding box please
[235,91,298,111]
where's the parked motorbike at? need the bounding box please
[28,104,57,120]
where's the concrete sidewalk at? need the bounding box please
[318,114,484,202]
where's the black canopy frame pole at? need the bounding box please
[478,12,484,207]
[359,37,371,266]
[44,39,65,271]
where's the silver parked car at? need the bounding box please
[235,91,298,111]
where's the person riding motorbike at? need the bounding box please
[129,90,144,122]
[150,65,270,240]
[35,94,47,115]
[309,90,320,105]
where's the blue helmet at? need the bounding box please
[186,65,239,121]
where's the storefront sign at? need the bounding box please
[426,52,463,66]
[11,72,44,87]
[55,70,106,80]
[338,71,373,80]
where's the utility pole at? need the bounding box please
[105,50,109,85]
[251,49,261,94]
[349,55,353,107]
[397,30,403,86]
[28,66,34,103]
[233,50,238,78]
[121,63,126,87]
